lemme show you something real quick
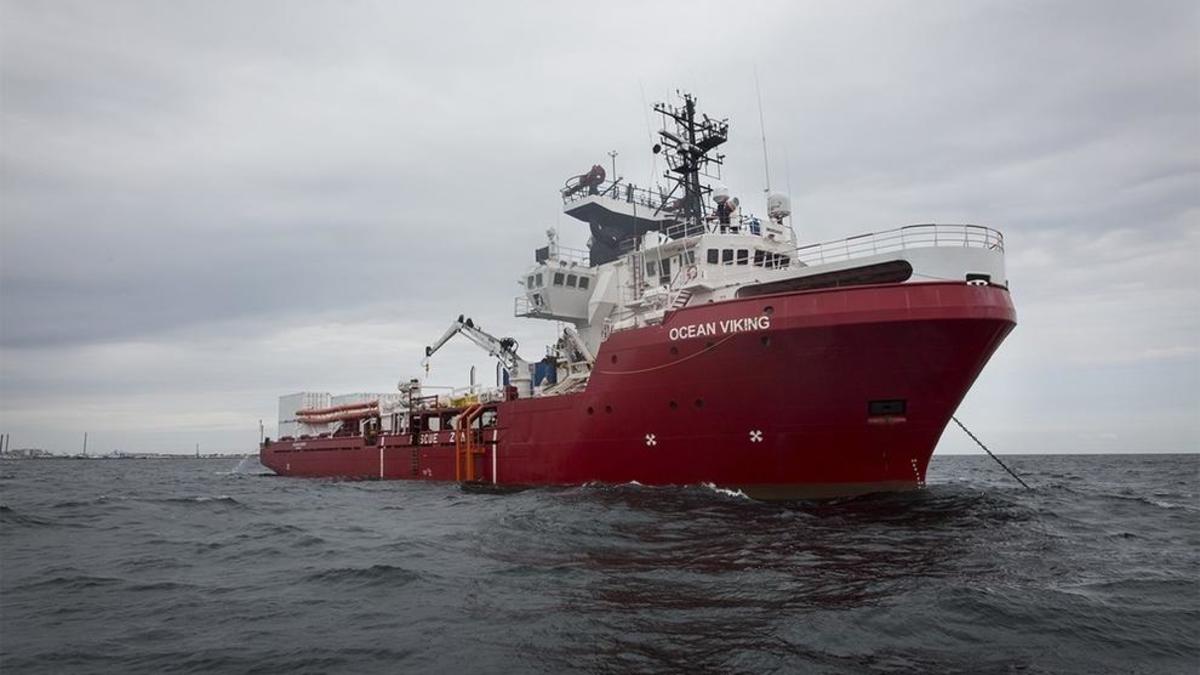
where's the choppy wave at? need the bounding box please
[0,454,1196,674]
[303,564,422,587]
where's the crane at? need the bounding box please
[422,315,532,398]
[561,325,594,366]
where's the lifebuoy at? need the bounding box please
[685,265,698,281]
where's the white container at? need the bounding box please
[330,393,378,407]
[278,420,330,439]
[279,392,332,420]
[330,392,409,410]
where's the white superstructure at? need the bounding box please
[511,93,1007,384]
[517,191,1007,370]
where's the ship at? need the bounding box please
[260,92,1016,499]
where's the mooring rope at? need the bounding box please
[951,416,1031,490]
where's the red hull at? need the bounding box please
[261,282,1015,499]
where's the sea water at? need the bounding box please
[1,454,1197,673]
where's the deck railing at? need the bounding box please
[616,216,780,254]
[514,295,543,317]
[561,179,667,212]
[542,245,590,266]
[793,224,1003,266]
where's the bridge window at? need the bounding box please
[761,253,791,269]
[753,250,791,269]
[707,249,719,264]
[721,249,733,264]
[578,276,590,290]
[553,272,565,286]
[736,249,749,265]
[566,274,578,288]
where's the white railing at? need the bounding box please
[514,295,543,317]
[793,224,1003,267]
[542,245,590,266]
[561,179,667,211]
[617,216,775,254]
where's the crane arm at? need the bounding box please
[562,325,594,365]
[422,315,468,368]
[422,315,528,372]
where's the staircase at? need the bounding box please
[668,289,693,312]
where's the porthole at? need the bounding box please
[763,305,775,315]
[761,336,771,347]
[587,407,594,415]
[670,346,679,355]
[694,398,704,408]
[669,400,678,409]
[611,354,618,364]
[605,405,613,414]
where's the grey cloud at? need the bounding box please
[1,0,1197,453]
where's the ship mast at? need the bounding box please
[652,92,729,235]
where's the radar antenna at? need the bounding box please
[651,92,729,234]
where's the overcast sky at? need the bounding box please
[1,0,1196,456]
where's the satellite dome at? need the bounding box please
[767,193,791,220]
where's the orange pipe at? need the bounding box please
[464,404,487,482]
[455,403,483,481]
[296,401,380,416]
[296,407,379,424]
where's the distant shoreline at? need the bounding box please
[0,454,255,461]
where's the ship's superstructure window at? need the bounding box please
[753,250,792,269]
[736,249,749,265]
[707,249,719,264]
[553,272,565,286]
[578,276,590,290]
[684,250,696,264]
[646,261,657,277]
[660,258,672,284]
[536,273,543,287]
[527,275,535,288]
[566,274,578,288]
[721,249,734,264]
